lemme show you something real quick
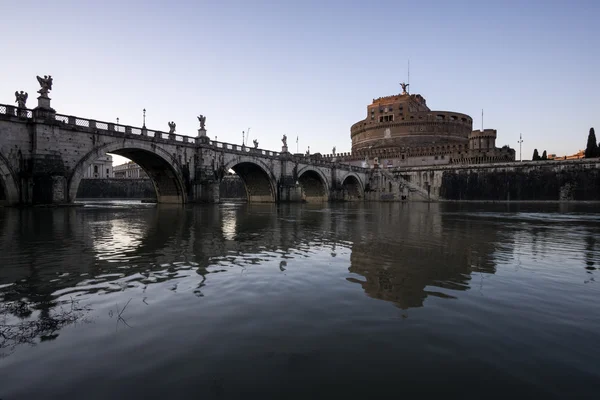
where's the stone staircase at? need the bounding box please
[378,168,439,201]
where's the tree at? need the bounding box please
[532,149,540,161]
[542,150,547,160]
[585,127,598,158]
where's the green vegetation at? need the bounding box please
[585,127,598,158]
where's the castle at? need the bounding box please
[324,84,515,167]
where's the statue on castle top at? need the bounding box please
[15,91,28,108]
[400,82,409,95]
[332,146,336,156]
[168,121,176,133]
[36,75,53,97]
[197,115,206,130]
[282,134,287,147]
[253,139,259,148]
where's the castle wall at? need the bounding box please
[369,159,600,202]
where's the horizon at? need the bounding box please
[2,0,598,166]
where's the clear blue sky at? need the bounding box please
[1,0,598,164]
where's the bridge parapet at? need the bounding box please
[0,104,197,145]
[1,103,368,175]
[204,139,366,173]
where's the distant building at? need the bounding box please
[84,154,113,178]
[321,87,515,167]
[113,161,149,179]
[547,150,585,161]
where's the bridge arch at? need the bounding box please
[223,157,276,203]
[69,141,187,204]
[297,166,330,202]
[0,153,19,205]
[341,173,364,201]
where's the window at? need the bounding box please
[93,165,98,173]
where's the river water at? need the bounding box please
[0,201,599,399]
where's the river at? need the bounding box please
[1,201,599,399]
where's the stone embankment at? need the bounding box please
[76,179,155,200]
[76,176,249,201]
[366,158,600,202]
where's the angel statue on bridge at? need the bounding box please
[15,91,28,108]
[168,121,176,133]
[332,146,336,156]
[197,115,206,130]
[282,134,287,147]
[253,139,259,149]
[36,75,53,97]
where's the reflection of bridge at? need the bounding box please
[0,101,367,205]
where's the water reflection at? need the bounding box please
[1,202,600,398]
[2,202,600,349]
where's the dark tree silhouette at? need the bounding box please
[532,149,540,161]
[585,127,598,158]
[542,150,547,160]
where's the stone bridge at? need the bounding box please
[0,101,368,206]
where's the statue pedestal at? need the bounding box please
[34,95,55,119]
[197,128,207,137]
[35,95,54,111]
[281,145,289,153]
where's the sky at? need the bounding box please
[1,0,599,165]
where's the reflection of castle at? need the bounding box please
[346,205,504,309]
[324,87,515,167]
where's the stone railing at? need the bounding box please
[0,104,33,119]
[0,103,367,172]
[53,112,196,143]
[208,141,280,158]
[205,142,364,171]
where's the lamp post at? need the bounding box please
[518,133,523,162]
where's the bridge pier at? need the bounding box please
[193,181,220,203]
[278,179,303,203]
